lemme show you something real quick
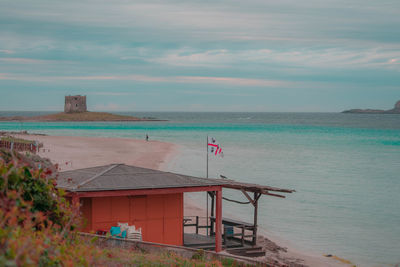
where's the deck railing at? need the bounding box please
[0,140,42,154]
[183,216,211,235]
[183,216,256,247]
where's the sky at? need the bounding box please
[0,0,399,112]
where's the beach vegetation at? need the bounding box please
[0,150,244,266]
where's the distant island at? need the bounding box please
[0,111,164,122]
[0,95,165,122]
[342,100,400,114]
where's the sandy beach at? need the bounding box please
[11,133,177,171]
[9,133,349,267]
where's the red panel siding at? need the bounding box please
[147,195,164,219]
[92,197,112,225]
[88,193,183,245]
[147,219,164,243]
[130,196,146,221]
[111,196,130,222]
[164,218,182,245]
[165,194,182,218]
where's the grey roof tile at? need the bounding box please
[58,164,226,192]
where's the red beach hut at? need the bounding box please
[58,164,294,253]
[58,164,225,251]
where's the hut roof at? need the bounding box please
[58,164,294,198]
[58,164,226,192]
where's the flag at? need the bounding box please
[208,137,223,156]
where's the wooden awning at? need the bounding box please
[206,179,295,246]
[214,179,295,198]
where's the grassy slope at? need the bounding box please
[98,248,243,267]
[38,112,141,121]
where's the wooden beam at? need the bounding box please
[222,197,250,205]
[240,189,255,206]
[255,192,262,202]
[68,185,223,198]
[215,189,222,252]
[253,192,259,245]
[263,191,286,198]
[220,181,294,193]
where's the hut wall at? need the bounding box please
[88,193,183,245]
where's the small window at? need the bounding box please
[76,104,78,107]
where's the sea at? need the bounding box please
[1,111,399,266]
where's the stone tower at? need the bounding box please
[64,95,87,113]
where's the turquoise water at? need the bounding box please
[1,112,399,266]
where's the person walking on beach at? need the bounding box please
[146,134,149,141]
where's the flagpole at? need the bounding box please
[206,135,209,235]
[206,135,209,178]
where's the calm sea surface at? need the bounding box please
[1,112,399,266]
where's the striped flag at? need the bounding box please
[208,137,223,156]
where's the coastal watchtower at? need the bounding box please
[64,95,87,113]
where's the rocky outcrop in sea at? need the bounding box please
[342,100,400,114]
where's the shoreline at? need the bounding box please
[6,132,349,267]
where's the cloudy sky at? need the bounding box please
[0,0,399,112]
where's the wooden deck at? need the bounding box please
[184,233,265,257]
[184,216,256,246]
[184,233,250,250]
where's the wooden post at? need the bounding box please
[206,192,208,236]
[253,192,259,245]
[223,225,227,246]
[206,135,209,178]
[182,218,185,246]
[195,216,199,234]
[241,225,245,246]
[215,189,222,252]
[210,191,215,235]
